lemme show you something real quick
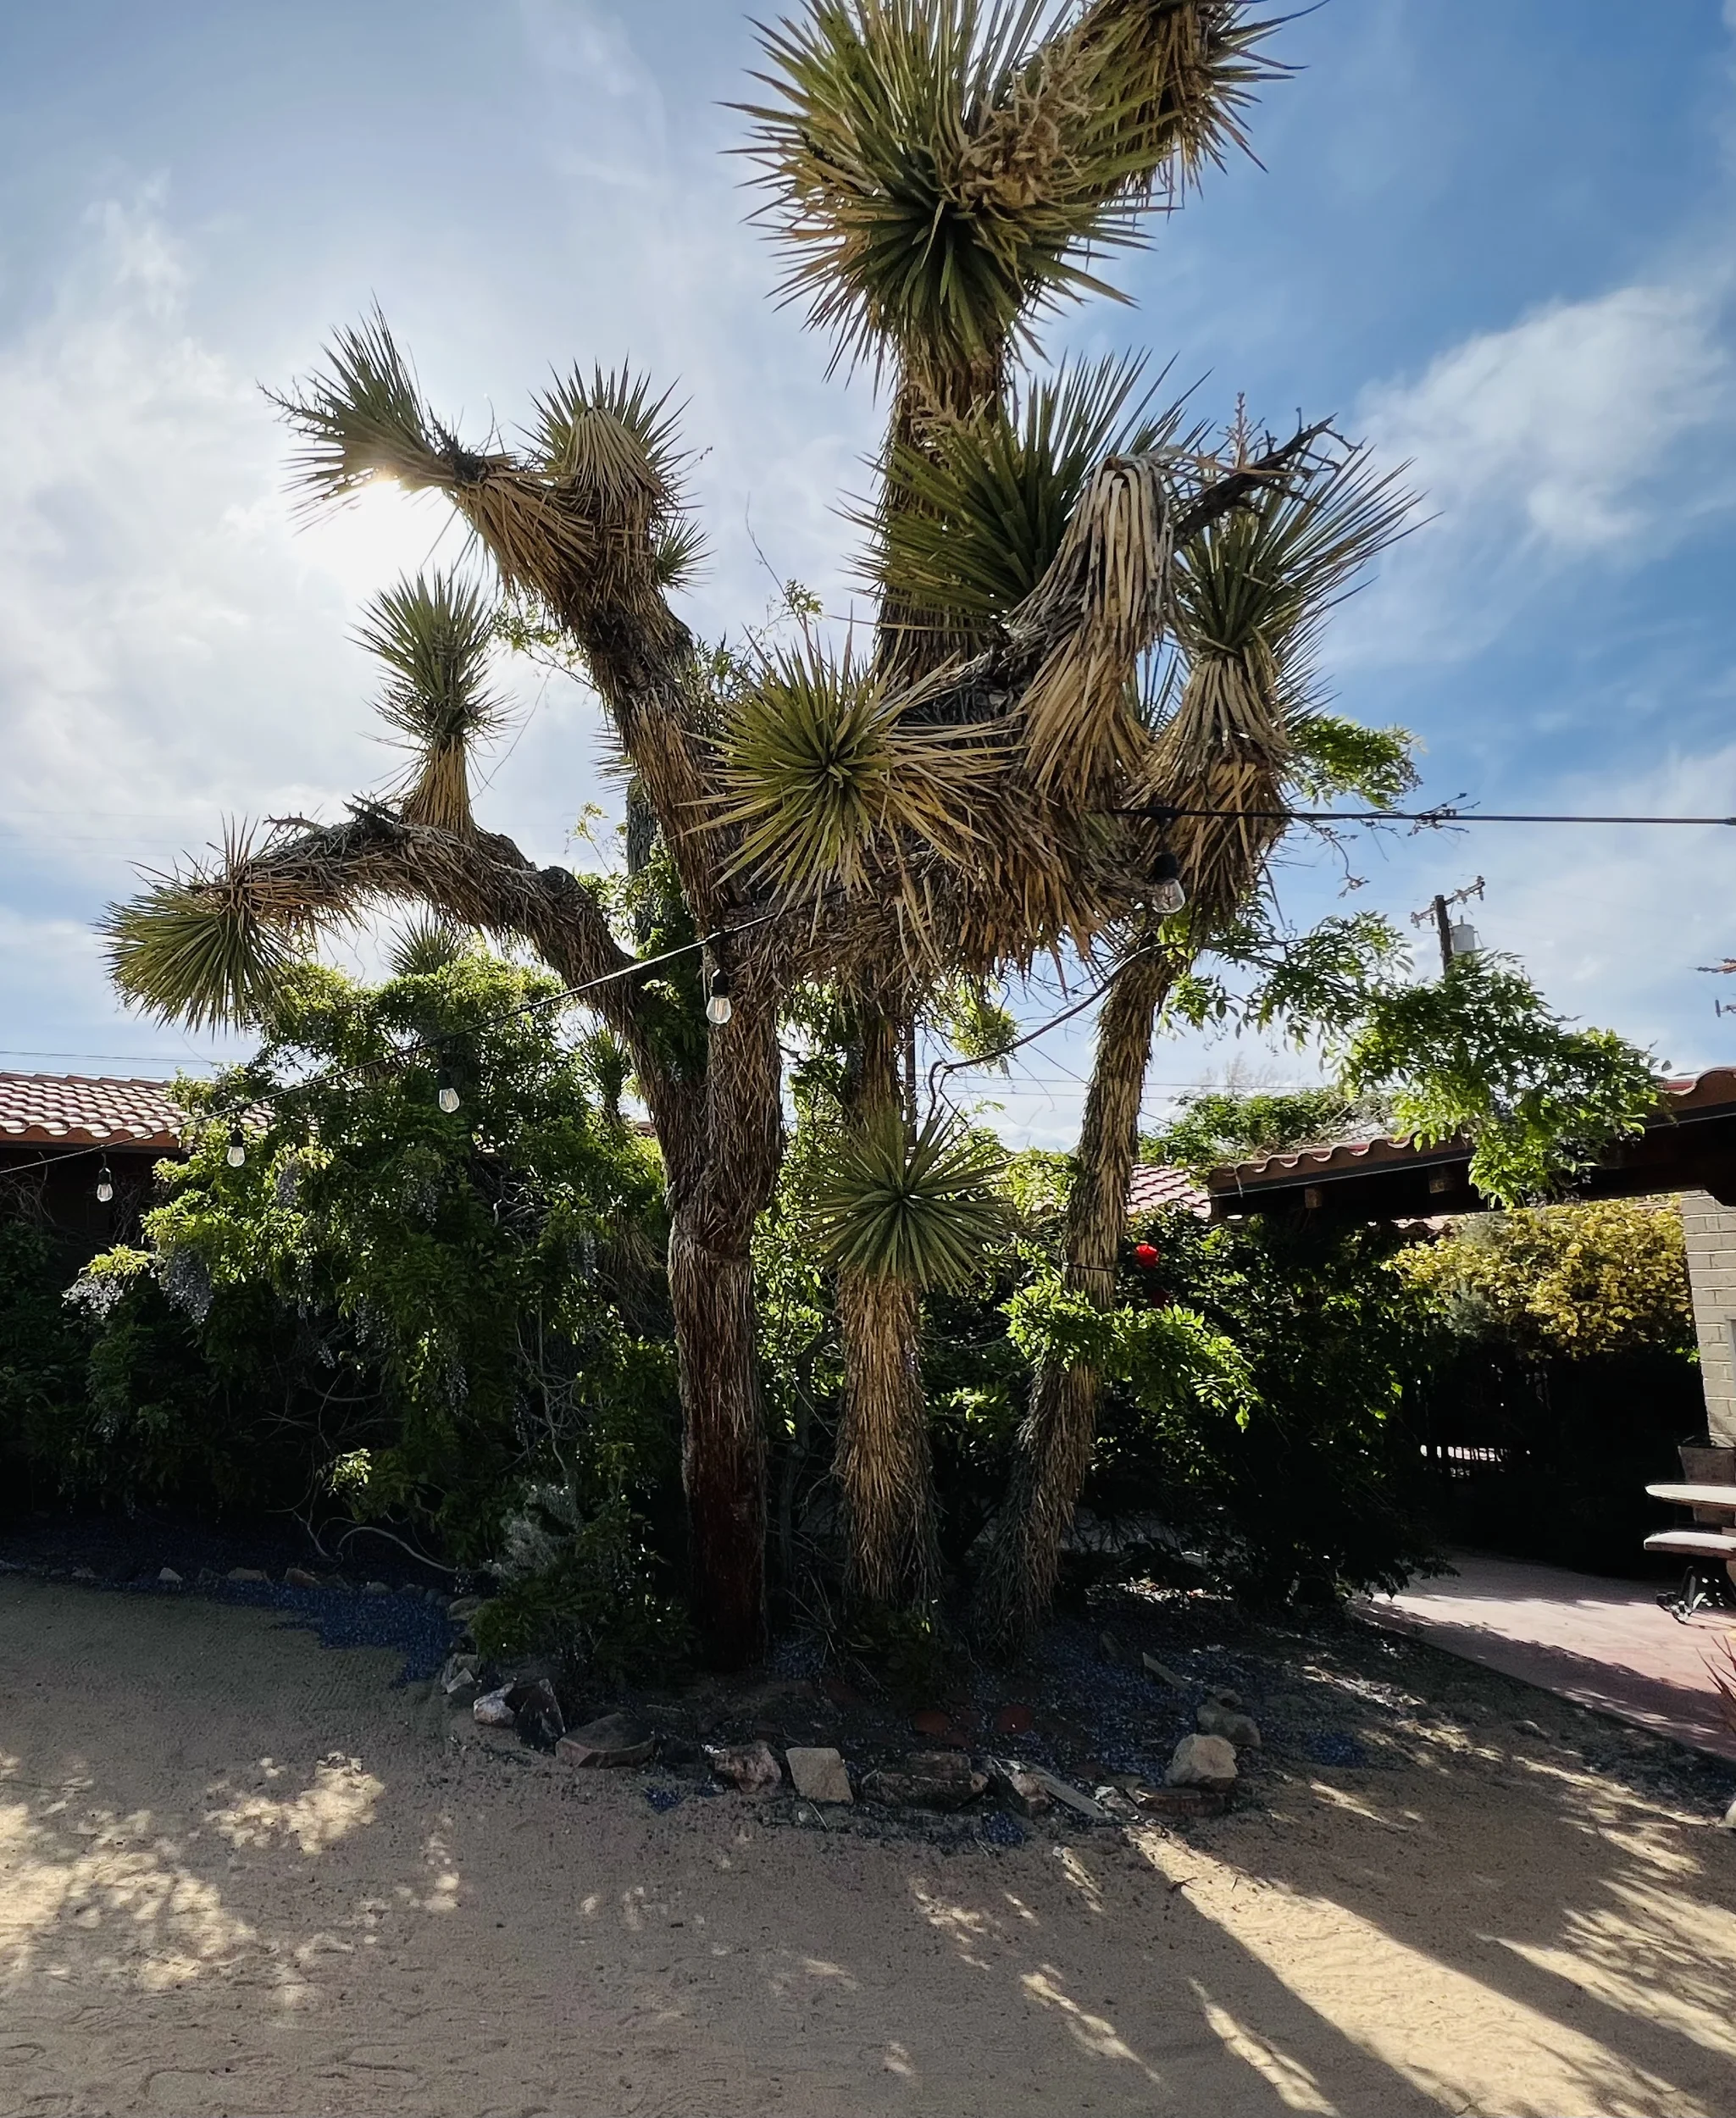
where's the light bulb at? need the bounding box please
[438,1081,461,1114]
[1151,851,1188,917]
[706,968,734,1027]
[225,1125,247,1168]
[95,1162,114,1205]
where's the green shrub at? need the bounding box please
[8,951,683,1671]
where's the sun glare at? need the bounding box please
[295,483,468,611]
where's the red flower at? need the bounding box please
[1133,1242,1160,1269]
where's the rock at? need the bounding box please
[1721,1795,1736,1832]
[157,1566,183,1587]
[1098,1628,1125,1665]
[992,1760,1108,1823]
[986,1759,1053,1818]
[1514,1718,1547,1739]
[557,1712,655,1769]
[473,1686,517,1727]
[510,1678,565,1749]
[439,1652,481,1699]
[785,1747,853,1805]
[1196,1699,1262,1749]
[283,1566,319,1589]
[363,1579,391,1595]
[1093,1784,1144,1823]
[70,1566,97,1583]
[1141,1652,1186,1688]
[448,1594,484,1621]
[1210,1688,1244,1710]
[226,1566,269,1583]
[1167,1733,1238,1794]
[704,1740,782,1794]
[863,1751,988,1810]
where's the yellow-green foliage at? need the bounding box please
[1393,1199,1694,1361]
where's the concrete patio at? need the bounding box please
[1361,1550,1736,1762]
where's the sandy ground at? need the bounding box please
[3,1577,1736,2118]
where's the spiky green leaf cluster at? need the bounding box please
[1166,443,1415,701]
[811,1108,1007,1288]
[101,829,323,1032]
[269,308,451,512]
[741,1,1279,383]
[870,353,1184,624]
[717,646,990,897]
[387,915,476,979]
[360,571,507,754]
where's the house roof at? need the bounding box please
[1128,1163,1211,1218]
[0,1073,186,1152]
[1203,1066,1736,1219]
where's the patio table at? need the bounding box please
[1644,1483,1736,1615]
[1645,1483,1736,1511]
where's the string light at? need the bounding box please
[436,1066,461,1114]
[94,1161,114,1205]
[1151,850,1187,917]
[225,1124,247,1168]
[706,967,734,1027]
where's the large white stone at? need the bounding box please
[1166,1733,1238,1792]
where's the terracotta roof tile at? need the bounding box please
[0,1073,186,1151]
[1127,1163,1211,1218]
[1206,1065,1736,1195]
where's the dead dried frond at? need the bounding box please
[1147,435,1416,917]
[868,352,1195,629]
[1012,448,1176,799]
[1068,0,1288,202]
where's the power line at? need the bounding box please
[1119,803,1736,827]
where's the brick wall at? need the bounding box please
[1679,1190,1736,1444]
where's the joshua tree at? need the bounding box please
[969,435,1415,1649]
[740,0,1292,1609]
[103,0,1373,1661]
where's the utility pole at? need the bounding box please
[1412,878,1485,975]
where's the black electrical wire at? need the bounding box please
[1118,804,1736,827]
[0,903,785,1186]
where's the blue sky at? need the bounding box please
[3,0,1735,1144]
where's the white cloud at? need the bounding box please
[1340,274,1736,663]
[0,192,458,859]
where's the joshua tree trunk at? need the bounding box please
[973,944,1172,1653]
[834,1267,939,1606]
[668,1228,766,1666]
[833,997,942,1607]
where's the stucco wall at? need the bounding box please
[1679,1189,1736,1445]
